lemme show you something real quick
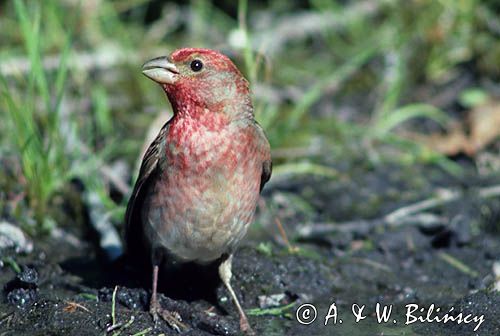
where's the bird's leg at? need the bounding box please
[148,263,188,332]
[219,255,255,335]
[149,264,160,324]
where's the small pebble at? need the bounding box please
[258,293,286,308]
[7,288,37,308]
[0,221,33,254]
[17,266,39,286]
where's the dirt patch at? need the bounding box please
[1,160,499,335]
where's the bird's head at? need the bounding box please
[142,48,252,119]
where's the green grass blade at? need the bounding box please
[372,103,450,138]
[14,0,51,112]
[288,46,377,130]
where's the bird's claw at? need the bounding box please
[240,316,255,336]
[149,298,160,327]
[160,310,189,333]
[150,300,189,332]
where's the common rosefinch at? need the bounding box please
[125,48,271,334]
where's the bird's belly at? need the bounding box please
[142,166,260,264]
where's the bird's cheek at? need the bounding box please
[211,81,237,102]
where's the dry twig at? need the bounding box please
[297,184,500,238]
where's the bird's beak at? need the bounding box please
[142,56,179,84]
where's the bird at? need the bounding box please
[124,48,272,335]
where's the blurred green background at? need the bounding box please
[0,0,499,234]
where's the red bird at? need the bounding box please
[125,48,271,334]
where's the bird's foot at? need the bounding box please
[240,315,255,336]
[150,299,189,332]
[149,296,160,326]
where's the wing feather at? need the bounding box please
[124,121,170,255]
[253,121,272,192]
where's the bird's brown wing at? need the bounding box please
[124,121,170,256]
[254,121,272,192]
[260,159,272,192]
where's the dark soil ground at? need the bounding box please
[1,156,499,336]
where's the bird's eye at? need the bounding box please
[190,59,203,72]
